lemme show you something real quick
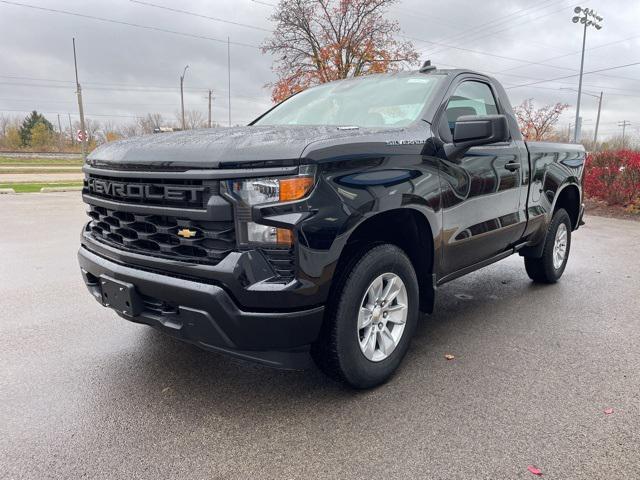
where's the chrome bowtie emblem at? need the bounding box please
[177,228,197,238]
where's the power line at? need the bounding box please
[403,33,576,72]
[422,0,573,58]
[0,97,178,107]
[405,18,640,81]
[249,0,276,6]
[417,25,640,85]
[496,32,640,75]
[493,84,640,99]
[130,0,272,32]
[0,108,143,118]
[421,0,563,50]
[394,9,474,30]
[0,0,261,49]
[426,57,640,93]
[505,61,640,90]
[0,79,271,103]
[7,36,637,96]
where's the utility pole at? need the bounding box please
[57,114,63,151]
[618,120,631,148]
[68,113,74,145]
[561,87,603,148]
[593,91,603,148]
[571,7,603,143]
[228,36,231,127]
[180,65,189,130]
[207,90,213,128]
[73,38,87,160]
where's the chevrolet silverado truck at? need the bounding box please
[79,64,585,388]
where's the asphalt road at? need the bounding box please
[1,193,639,479]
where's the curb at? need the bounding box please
[40,186,83,192]
[0,188,16,194]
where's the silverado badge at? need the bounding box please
[177,228,197,238]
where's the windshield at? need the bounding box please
[254,74,443,128]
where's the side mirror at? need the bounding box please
[444,114,509,161]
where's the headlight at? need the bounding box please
[230,169,315,206]
[229,166,315,245]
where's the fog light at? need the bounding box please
[247,222,292,245]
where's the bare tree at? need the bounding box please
[514,99,569,141]
[138,113,165,134]
[0,114,14,138]
[176,110,206,130]
[600,134,639,151]
[118,123,141,138]
[96,120,119,143]
[0,115,20,148]
[263,0,418,102]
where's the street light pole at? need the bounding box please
[180,65,189,130]
[571,7,603,143]
[574,19,587,143]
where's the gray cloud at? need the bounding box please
[1,0,638,139]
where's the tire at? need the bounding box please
[311,244,419,389]
[524,208,572,284]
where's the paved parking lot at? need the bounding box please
[1,192,639,479]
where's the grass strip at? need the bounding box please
[0,156,83,166]
[0,182,83,193]
[0,168,82,174]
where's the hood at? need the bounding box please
[88,125,400,169]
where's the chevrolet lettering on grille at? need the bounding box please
[87,178,205,203]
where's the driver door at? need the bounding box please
[438,79,525,276]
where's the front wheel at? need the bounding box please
[311,244,419,389]
[524,208,572,284]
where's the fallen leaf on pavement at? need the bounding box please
[444,354,455,360]
[604,407,614,415]
[162,386,172,393]
[527,465,543,476]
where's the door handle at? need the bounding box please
[504,161,521,171]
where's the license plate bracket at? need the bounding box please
[99,275,143,317]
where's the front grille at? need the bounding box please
[83,172,296,279]
[86,205,235,265]
[83,174,214,209]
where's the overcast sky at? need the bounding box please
[1,0,639,139]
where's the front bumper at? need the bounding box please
[78,246,325,369]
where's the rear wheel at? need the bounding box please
[524,208,572,283]
[311,244,419,389]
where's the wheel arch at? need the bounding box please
[333,207,436,314]
[521,181,581,259]
[551,182,581,230]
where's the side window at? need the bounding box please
[446,81,499,132]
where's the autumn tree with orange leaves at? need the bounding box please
[263,0,419,102]
[514,99,569,141]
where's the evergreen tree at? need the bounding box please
[19,111,54,146]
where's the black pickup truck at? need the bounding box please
[79,65,585,388]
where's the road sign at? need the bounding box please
[76,129,88,142]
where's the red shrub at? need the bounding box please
[584,150,640,206]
